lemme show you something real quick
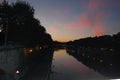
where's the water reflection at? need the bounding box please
[0,47,54,80]
[0,46,120,80]
[49,49,108,80]
[66,47,120,80]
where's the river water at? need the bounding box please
[0,47,120,80]
[49,49,108,80]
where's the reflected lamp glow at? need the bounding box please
[110,48,113,51]
[29,49,33,52]
[24,48,33,54]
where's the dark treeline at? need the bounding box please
[0,0,53,46]
[67,32,120,49]
[66,48,120,79]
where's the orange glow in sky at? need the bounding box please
[9,0,120,42]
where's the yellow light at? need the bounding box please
[24,48,33,54]
[29,49,33,52]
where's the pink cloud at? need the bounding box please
[64,0,111,32]
[52,0,112,34]
[50,0,117,39]
[93,12,109,27]
[88,0,102,11]
[91,12,109,36]
[93,27,104,36]
[92,18,107,36]
[65,13,92,30]
[78,13,92,28]
[64,11,109,36]
[88,0,112,36]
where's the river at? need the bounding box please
[0,47,120,80]
[49,49,108,80]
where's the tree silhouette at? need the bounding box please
[67,32,120,49]
[0,0,53,46]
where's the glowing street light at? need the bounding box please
[16,70,20,74]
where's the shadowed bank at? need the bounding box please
[0,47,54,80]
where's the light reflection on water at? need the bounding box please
[0,47,120,80]
[49,49,108,80]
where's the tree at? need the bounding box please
[0,0,53,46]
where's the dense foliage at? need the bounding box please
[0,1,53,46]
[67,32,120,49]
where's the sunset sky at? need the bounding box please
[8,0,120,42]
